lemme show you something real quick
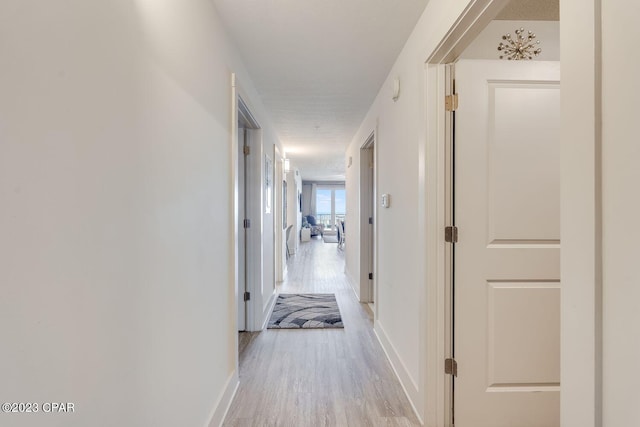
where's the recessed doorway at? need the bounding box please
[359,131,375,304]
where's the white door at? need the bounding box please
[237,128,247,331]
[453,59,560,427]
[359,139,375,303]
[366,146,375,302]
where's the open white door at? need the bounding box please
[360,133,375,303]
[236,96,262,332]
[237,128,246,331]
[453,59,560,426]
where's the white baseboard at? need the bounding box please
[260,290,278,330]
[374,321,424,425]
[206,371,239,427]
[345,269,361,301]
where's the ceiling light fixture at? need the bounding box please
[498,28,542,60]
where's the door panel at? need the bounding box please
[487,82,561,245]
[454,59,560,427]
[487,281,560,388]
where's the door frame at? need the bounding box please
[231,75,263,339]
[359,130,377,305]
[423,1,512,425]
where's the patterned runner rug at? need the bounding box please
[267,294,344,329]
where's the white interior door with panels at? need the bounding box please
[237,127,247,331]
[452,59,560,427]
[237,96,263,332]
[359,134,375,303]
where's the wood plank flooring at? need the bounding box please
[223,237,421,427]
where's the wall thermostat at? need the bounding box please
[381,194,390,208]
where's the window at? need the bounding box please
[315,187,345,230]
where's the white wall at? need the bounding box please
[0,1,279,425]
[345,1,452,418]
[346,3,512,422]
[345,2,487,420]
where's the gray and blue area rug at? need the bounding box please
[267,294,344,329]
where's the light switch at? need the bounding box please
[381,194,390,208]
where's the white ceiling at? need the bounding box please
[213,0,430,181]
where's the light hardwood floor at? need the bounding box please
[223,237,421,427]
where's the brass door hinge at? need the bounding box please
[445,226,458,243]
[243,145,250,156]
[445,94,458,112]
[445,358,458,376]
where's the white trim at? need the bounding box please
[348,272,361,303]
[259,290,278,330]
[424,62,450,427]
[230,72,241,351]
[359,130,376,304]
[205,371,239,427]
[426,0,511,64]
[560,1,602,425]
[374,320,423,425]
[345,268,361,301]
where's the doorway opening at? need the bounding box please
[359,131,376,305]
[237,96,260,333]
[315,187,346,232]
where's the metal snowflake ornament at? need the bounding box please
[498,28,542,60]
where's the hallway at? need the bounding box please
[224,238,421,426]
